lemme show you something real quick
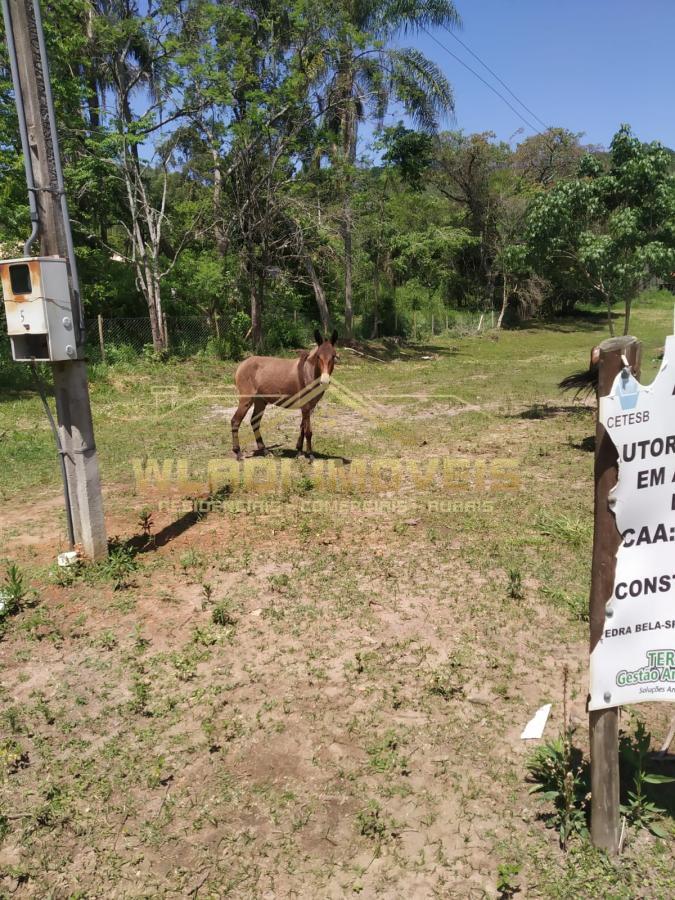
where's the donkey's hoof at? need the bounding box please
[253,446,269,457]
[307,453,315,463]
[233,450,243,462]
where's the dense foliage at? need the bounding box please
[1,1,674,349]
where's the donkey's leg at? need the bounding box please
[296,415,305,456]
[302,407,314,461]
[231,398,253,460]
[251,399,268,454]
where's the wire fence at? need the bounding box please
[0,308,493,368]
[85,315,217,361]
[87,310,491,358]
[395,308,494,339]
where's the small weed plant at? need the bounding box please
[620,718,674,838]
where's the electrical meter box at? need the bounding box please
[0,257,76,362]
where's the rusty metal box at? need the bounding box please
[0,257,76,362]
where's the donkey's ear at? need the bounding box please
[314,329,323,346]
[330,329,338,345]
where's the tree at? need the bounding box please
[391,223,476,323]
[84,0,183,348]
[174,0,335,347]
[512,128,586,188]
[382,122,435,191]
[525,125,675,334]
[430,131,512,299]
[320,0,459,336]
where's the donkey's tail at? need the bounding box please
[558,365,598,399]
[559,345,600,400]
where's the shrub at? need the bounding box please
[0,563,27,623]
[527,728,590,849]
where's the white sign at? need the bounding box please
[589,335,675,711]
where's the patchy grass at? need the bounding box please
[1,297,674,896]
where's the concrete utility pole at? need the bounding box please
[4,0,107,559]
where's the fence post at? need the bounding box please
[394,310,398,333]
[97,314,105,363]
[163,313,169,349]
[214,312,221,339]
[413,310,417,341]
[445,313,448,331]
[431,313,434,335]
[589,335,641,855]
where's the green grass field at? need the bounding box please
[1,295,674,897]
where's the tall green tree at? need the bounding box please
[430,131,511,293]
[82,0,182,348]
[512,128,585,188]
[525,125,675,334]
[320,0,459,335]
[174,0,334,346]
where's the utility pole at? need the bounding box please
[3,0,107,559]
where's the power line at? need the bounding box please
[440,24,549,132]
[420,25,542,136]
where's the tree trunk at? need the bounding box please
[137,255,166,352]
[145,273,163,351]
[342,202,354,337]
[606,295,615,337]
[212,147,228,259]
[370,263,380,339]
[623,297,632,336]
[148,274,164,351]
[87,79,100,131]
[304,254,330,332]
[497,275,509,329]
[340,61,356,338]
[248,249,263,349]
[84,8,100,131]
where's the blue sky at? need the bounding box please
[374,0,673,151]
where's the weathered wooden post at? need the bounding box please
[431,313,435,335]
[97,314,105,362]
[589,335,641,853]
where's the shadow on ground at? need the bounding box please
[342,338,459,362]
[506,404,594,421]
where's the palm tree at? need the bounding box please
[321,0,460,336]
[83,0,163,139]
[82,1,173,350]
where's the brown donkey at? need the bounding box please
[231,329,338,460]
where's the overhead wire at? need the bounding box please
[419,25,543,136]
[440,24,550,132]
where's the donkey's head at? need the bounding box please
[312,329,339,384]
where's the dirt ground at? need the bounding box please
[1,312,675,898]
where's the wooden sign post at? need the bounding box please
[589,335,641,853]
